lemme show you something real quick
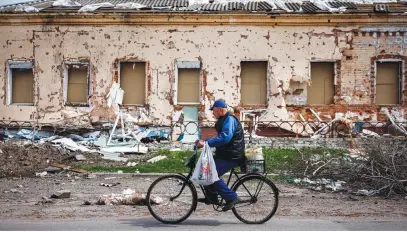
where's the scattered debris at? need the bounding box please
[99,182,120,187]
[50,163,89,174]
[75,154,86,161]
[104,177,117,180]
[52,0,81,7]
[36,196,54,205]
[354,189,379,196]
[78,2,114,12]
[51,190,71,199]
[83,200,92,205]
[36,171,47,177]
[99,151,128,162]
[14,5,39,12]
[10,188,23,194]
[117,170,123,174]
[44,167,62,173]
[147,155,167,163]
[126,162,138,167]
[86,173,97,179]
[96,188,162,205]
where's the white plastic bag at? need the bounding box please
[191,142,219,186]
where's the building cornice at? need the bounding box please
[0,13,407,26]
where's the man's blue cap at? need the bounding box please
[210,99,227,110]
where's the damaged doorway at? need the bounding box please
[181,107,199,143]
[376,61,402,105]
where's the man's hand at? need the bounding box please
[195,140,205,148]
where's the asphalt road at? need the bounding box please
[1,215,407,231]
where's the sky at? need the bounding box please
[0,0,36,7]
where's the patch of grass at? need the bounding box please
[76,149,194,173]
[76,147,347,175]
[263,147,347,178]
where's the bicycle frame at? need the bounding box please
[171,145,269,209]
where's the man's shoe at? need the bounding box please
[222,197,240,211]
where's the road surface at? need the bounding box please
[1,215,407,231]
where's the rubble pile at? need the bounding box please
[0,142,67,178]
[286,138,407,197]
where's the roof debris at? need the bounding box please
[0,0,404,14]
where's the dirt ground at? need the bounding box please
[0,174,406,221]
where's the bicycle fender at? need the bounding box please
[230,173,264,191]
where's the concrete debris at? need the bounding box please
[147,155,167,163]
[10,188,23,194]
[100,182,120,187]
[50,190,71,199]
[75,154,86,161]
[53,0,81,7]
[52,138,93,153]
[0,149,2,154]
[78,2,114,12]
[354,189,379,196]
[36,171,47,177]
[100,146,148,154]
[36,196,54,205]
[86,173,97,179]
[126,162,138,167]
[96,188,162,205]
[44,166,62,172]
[104,177,117,180]
[17,185,23,188]
[99,151,128,162]
[83,200,92,205]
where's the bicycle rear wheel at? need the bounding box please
[232,175,279,224]
[146,175,197,224]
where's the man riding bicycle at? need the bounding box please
[196,99,245,211]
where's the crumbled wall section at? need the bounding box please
[0,22,406,125]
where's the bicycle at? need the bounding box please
[146,145,279,224]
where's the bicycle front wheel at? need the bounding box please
[232,175,279,224]
[146,175,197,224]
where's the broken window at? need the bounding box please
[176,61,200,104]
[308,62,335,105]
[64,63,89,105]
[376,62,401,105]
[8,61,34,105]
[240,61,268,105]
[120,62,146,105]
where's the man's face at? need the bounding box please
[212,107,222,119]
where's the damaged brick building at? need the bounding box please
[0,0,407,142]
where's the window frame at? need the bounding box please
[307,60,337,105]
[7,60,35,106]
[374,59,404,106]
[118,61,147,106]
[239,60,269,106]
[174,61,201,106]
[63,61,90,107]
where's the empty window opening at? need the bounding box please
[177,68,200,104]
[65,63,89,105]
[8,61,34,105]
[376,62,401,105]
[308,62,335,105]
[240,61,268,105]
[120,62,146,105]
